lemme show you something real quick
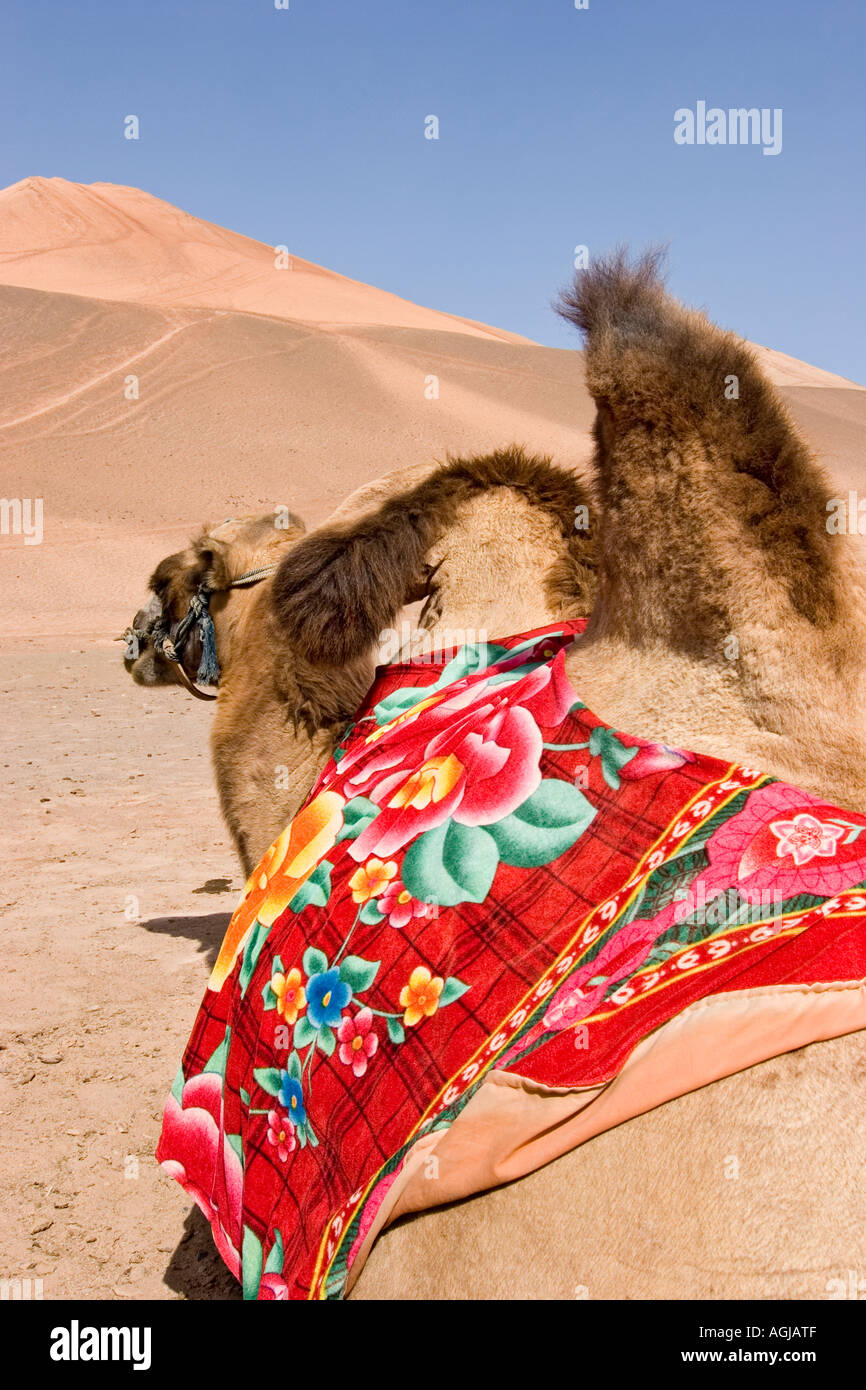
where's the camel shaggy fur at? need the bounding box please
[557,250,866,813]
[124,486,410,873]
[124,454,595,874]
[272,446,596,668]
[265,253,866,1300]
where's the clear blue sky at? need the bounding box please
[2,0,864,381]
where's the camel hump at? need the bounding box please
[271,447,594,667]
[558,248,846,640]
[556,245,761,425]
[557,247,830,513]
[555,245,669,339]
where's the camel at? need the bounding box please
[123,455,595,874]
[123,468,434,872]
[260,253,866,1299]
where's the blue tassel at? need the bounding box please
[196,609,220,686]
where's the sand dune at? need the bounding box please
[751,344,863,391]
[0,282,597,639]
[0,177,527,340]
[0,177,863,642]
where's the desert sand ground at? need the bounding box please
[1,178,864,1299]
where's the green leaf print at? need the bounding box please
[439,976,470,1006]
[485,779,597,867]
[302,946,328,977]
[252,1067,283,1098]
[264,1230,284,1276]
[242,1226,263,1302]
[202,1026,231,1076]
[359,897,386,925]
[289,861,333,913]
[386,1016,406,1045]
[336,797,380,841]
[589,726,639,790]
[170,1065,185,1105]
[338,954,380,993]
[293,1015,317,1050]
[402,820,499,906]
[239,922,270,997]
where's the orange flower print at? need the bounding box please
[271,967,306,1025]
[364,692,446,745]
[209,789,345,992]
[348,857,399,904]
[387,753,464,812]
[400,965,444,1027]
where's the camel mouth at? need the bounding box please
[127,649,159,686]
[125,646,182,688]
[122,592,188,687]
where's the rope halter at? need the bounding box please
[121,561,280,702]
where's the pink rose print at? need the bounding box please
[259,1273,289,1300]
[618,738,696,781]
[266,1108,296,1163]
[338,1008,379,1077]
[379,879,435,929]
[339,656,579,860]
[159,1072,243,1280]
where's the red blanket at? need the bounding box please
[156,623,866,1298]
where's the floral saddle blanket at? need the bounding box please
[156,621,866,1299]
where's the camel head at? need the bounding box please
[123,511,306,692]
[268,447,598,720]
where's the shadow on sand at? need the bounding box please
[142,910,232,969]
[147,897,240,1297]
[163,1205,242,1301]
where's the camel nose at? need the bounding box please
[124,594,162,663]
